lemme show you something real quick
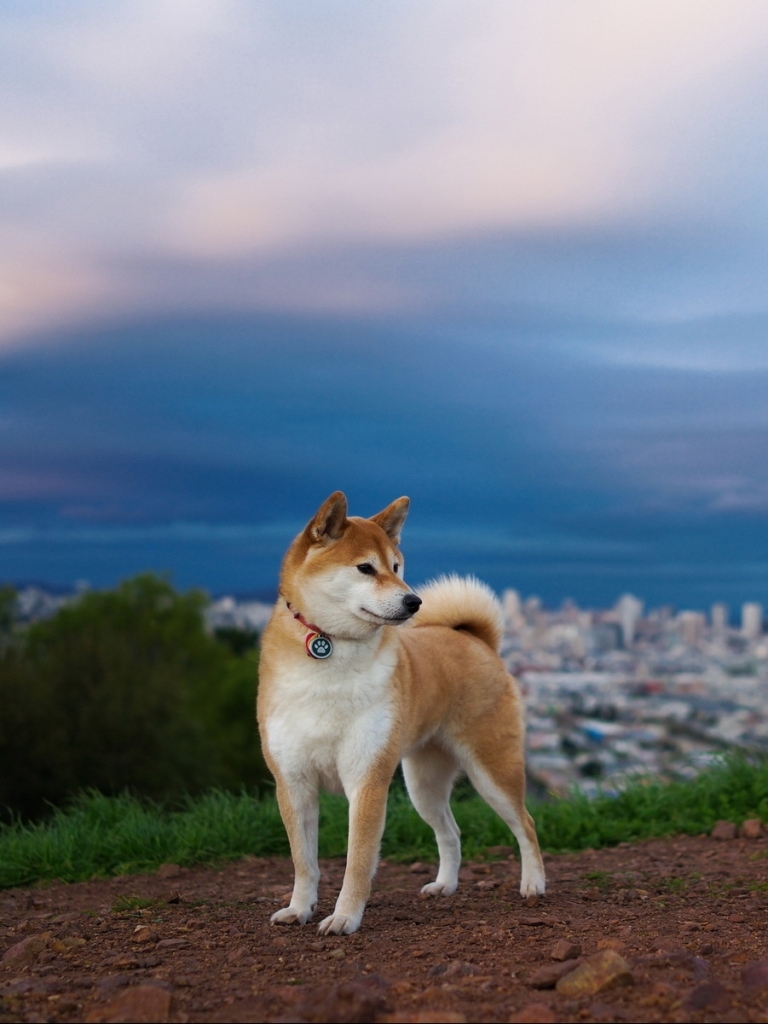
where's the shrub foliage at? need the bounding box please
[0,574,270,820]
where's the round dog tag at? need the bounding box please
[305,632,333,659]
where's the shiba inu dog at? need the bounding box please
[257,492,545,935]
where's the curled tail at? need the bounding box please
[413,574,504,653]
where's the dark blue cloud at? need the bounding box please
[2,306,768,609]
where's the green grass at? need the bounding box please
[2,754,768,890]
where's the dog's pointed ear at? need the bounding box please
[306,491,349,543]
[370,496,410,545]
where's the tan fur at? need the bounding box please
[257,492,545,936]
[413,574,505,653]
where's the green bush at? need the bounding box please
[0,574,270,821]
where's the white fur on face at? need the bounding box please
[298,562,415,639]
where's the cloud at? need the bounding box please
[3,2,768,341]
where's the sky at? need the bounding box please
[3,0,768,611]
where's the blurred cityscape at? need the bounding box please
[13,584,768,798]
[501,590,768,798]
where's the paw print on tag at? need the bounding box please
[306,632,333,659]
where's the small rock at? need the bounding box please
[409,861,431,874]
[131,925,157,944]
[475,878,501,890]
[94,976,131,991]
[556,949,634,997]
[284,980,388,1024]
[551,939,581,961]
[742,955,768,990]
[525,893,539,908]
[741,818,762,839]
[397,1014,467,1023]
[329,947,345,959]
[682,980,730,1011]
[640,981,681,1009]
[1,933,50,963]
[528,958,581,989]
[157,937,190,949]
[156,863,181,879]
[597,938,626,953]
[165,890,181,904]
[711,819,737,841]
[508,1003,557,1024]
[444,960,480,977]
[582,887,601,902]
[85,983,172,1023]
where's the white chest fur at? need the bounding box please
[265,638,398,795]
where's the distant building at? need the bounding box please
[742,602,764,641]
[616,593,644,648]
[678,610,705,647]
[711,602,729,637]
[502,589,524,633]
[523,596,541,626]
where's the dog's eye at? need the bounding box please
[393,563,399,574]
[357,563,377,575]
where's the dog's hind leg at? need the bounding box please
[402,744,462,896]
[463,752,546,899]
[270,777,320,925]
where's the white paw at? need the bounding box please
[271,905,313,926]
[317,912,362,935]
[520,869,546,898]
[420,880,458,897]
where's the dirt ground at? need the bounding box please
[3,824,768,1023]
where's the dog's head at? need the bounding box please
[280,491,422,639]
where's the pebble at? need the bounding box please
[156,863,181,879]
[393,1013,466,1023]
[444,960,480,978]
[279,979,388,1023]
[551,939,581,961]
[682,979,730,1011]
[555,949,634,997]
[508,1003,557,1023]
[85,983,172,1023]
[409,862,431,874]
[528,958,582,989]
[94,975,131,991]
[742,955,768,989]
[0,933,50,963]
[711,819,737,841]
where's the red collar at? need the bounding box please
[286,601,328,637]
[285,601,334,658]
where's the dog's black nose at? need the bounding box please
[402,593,422,614]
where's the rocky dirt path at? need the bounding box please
[3,824,768,1023]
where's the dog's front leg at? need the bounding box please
[318,778,389,935]
[271,777,320,926]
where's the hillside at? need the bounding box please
[3,826,768,1023]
